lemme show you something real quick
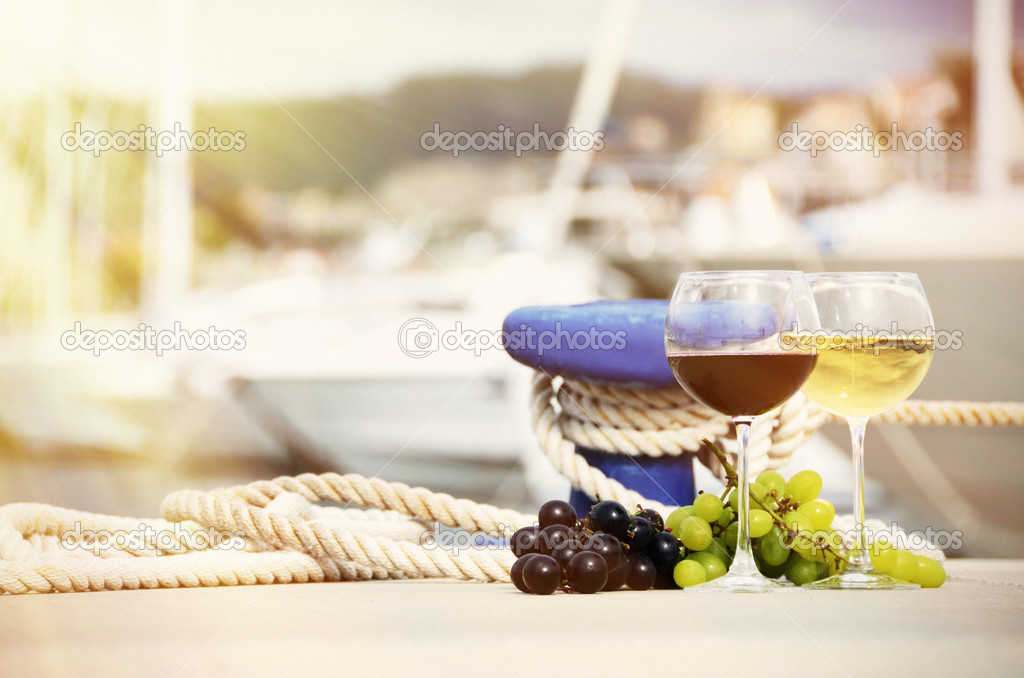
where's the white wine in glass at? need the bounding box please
[801,272,934,590]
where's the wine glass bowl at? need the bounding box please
[800,273,934,418]
[665,271,820,592]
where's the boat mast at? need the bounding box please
[542,0,641,254]
[973,0,1017,194]
[142,0,195,316]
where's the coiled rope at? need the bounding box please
[1,371,1021,594]
[532,372,1024,514]
[0,477,530,594]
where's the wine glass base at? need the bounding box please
[687,571,795,593]
[803,570,919,590]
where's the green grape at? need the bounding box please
[728,483,767,511]
[687,552,727,581]
[759,527,791,566]
[793,542,826,563]
[784,470,822,504]
[755,470,786,497]
[888,550,918,583]
[868,541,898,574]
[786,554,819,585]
[678,516,713,552]
[828,550,849,576]
[794,508,816,527]
[785,514,823,562]
[672,559,707,588]
[708,537,733,566]
[798,499,836,531]
[753,549,788,579]
[716,507,735,528]
[783,512,814,536]
[913,555,946,588]
[815,560,829,580]
[665,506,694,535]
[748,509,772,539]
[799,528,843,564]
[722,522,738,550]
[693,494,724,523]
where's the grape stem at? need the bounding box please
[702,439,850,568]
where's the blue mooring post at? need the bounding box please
[503,300,697,517]
[569,445,695,516]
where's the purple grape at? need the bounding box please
[626,556,657,591]
[510,526,541,558]
[552,539,585,570]
[566,551,608,594]
[602,552,631,591]
[635,507,665,532]
[585,500,629,539]
[653,567,679,589]
[647,531,682,571]
[623,516,654,553]
[510,553,538,593]
[523,554,562,595]
[538,500,577,529]
[583,533,623,570]
[539,524,573,555]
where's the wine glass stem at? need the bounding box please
[847,416,872,573]
[731,416,758,576]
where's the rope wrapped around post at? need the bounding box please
[529,371,1024,510]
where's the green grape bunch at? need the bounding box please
[661,440,947,589]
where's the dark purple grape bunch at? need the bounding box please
[622,503,681,589]
[509,499,678,594]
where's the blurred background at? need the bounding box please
[0,0,1021,556]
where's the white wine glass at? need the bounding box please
[665,270,819,592]
[800,272,934,589]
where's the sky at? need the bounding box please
[0,0,1017,101]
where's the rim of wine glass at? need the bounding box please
[804,271,922,282]
[673,270,808,280]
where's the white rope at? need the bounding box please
[533,372,1024,489]
[0,478,531,594]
